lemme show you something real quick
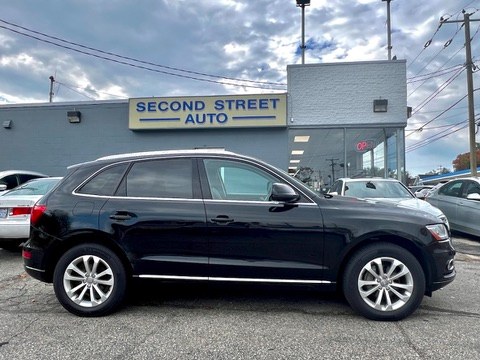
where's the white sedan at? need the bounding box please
[0,177,61,250]
[328,178,450,229]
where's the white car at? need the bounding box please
[0,170,48,193]
[328,178,450,229]
[0,177,61,250]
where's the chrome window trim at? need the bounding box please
[203,199,318,206]
[134,274,332,285]
[71,192,317,207]
[72,192,204,202]
[71,154,318,204]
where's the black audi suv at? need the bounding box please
[23,149,456,320]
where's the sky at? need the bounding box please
[0,0,479,176]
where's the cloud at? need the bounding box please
[0,0,479,175]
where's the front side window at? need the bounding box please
[464,181,480,197]
[439,181,463,198]
[330,180,343,195]
[203,159,278,201]
[126,159,193,199]
[0,175,18,189]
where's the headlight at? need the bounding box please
[426,224,449,241]
[438,214,450,230]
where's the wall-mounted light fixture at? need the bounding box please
[373,99,388,112]
[2,120,12,129]
[67,111,81,123]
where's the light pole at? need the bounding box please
[296,0,310,64]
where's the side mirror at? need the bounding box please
[0,184,7,192]
[329,191,338,195]
[466,193,480,201]
[271,183,300,203]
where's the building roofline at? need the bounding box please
[0,99,128,109]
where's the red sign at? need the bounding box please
[355,140,375,152]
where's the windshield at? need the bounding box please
[3,178,60,196]
[344,180,413,199]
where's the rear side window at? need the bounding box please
[78,163,129,196]
[125,159,193,199]
[18,174,43,183]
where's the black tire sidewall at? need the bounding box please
[343,243,425,321]
[53,244,126,317]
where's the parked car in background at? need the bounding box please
[410,185,434,200]
[0,170,48,194]
[425,177,480,237]
[0,177,62,250]
[328,178,450,229]
[23,150,455,320]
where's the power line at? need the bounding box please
[410,66,465,116]
[406,89,479,137]
[0,19,287,91]
[406,64,464,83]
[406,119,471,153]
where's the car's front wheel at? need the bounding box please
[343,243,425,321]
[53,244,127,317]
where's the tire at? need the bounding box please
[0,239,23,252]
[53,244,127,317]
[343,243,425,321]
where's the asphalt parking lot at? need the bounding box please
[1,235,479,360]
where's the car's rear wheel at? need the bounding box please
[53,244,127,317]
[343,243,425,321]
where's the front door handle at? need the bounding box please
[211,215,234,224]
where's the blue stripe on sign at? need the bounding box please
[140,118,181,122]
[232,116,276,120]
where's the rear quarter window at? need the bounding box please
[77,163,129,196]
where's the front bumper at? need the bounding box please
[425,238,456,294]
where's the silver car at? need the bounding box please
[329,178,450,229]
[0,177,61,250]
[425,177,480,237]
[0,170,48,193]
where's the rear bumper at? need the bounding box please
[0,222,29,239]
[23,237,53,283]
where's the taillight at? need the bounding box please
[10,207,32,216]
[22,249,32,260]
[31,204,47,226]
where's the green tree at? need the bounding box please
[452,143,480,171]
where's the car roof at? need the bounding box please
[68,149,256,169]
[0,170,48,177]
[336,178,400,182]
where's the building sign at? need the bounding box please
[129,94,287,130]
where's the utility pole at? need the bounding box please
[326,158,339,182]
[382,0,392,60]
[49,76,55,103]
[442,12,479,176]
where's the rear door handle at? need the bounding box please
[211,215,234,224]
[109,212,136,221]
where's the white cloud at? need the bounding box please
[0,0,479,175]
